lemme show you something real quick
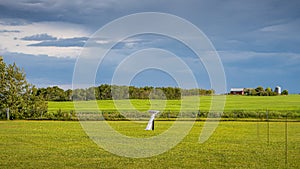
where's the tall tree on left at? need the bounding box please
[0,56,47,119]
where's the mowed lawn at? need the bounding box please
[0,120,299,168]
[48,95,300,112]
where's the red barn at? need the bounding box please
[230,88,244,95]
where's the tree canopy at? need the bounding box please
[0,57,47,119]
[243,86,288,96]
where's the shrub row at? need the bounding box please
[1,109,299,121]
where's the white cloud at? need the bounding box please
[0,20,91,58]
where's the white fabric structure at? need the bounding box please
[145,110,159,130]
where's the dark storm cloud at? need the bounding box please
[2,0,299,52]
[1,0,299,42]
[0,0,131,28]
[1,0,300,92]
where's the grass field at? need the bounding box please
[2,95,297,168]
[0,120,299,168]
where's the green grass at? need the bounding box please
[48,95,300,112]
[0,120,299,168]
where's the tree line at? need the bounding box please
[243,86,288,96]
[0,56,214,119]
[38,85,288,102]
[37,85,215,101]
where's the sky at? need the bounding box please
[0,0,300,93]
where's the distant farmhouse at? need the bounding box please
[230,88,244,95]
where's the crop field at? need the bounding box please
[0,120,299,168]
[48,95,300,112]
[47,95,300,120]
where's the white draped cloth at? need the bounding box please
[145,110,159,130]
